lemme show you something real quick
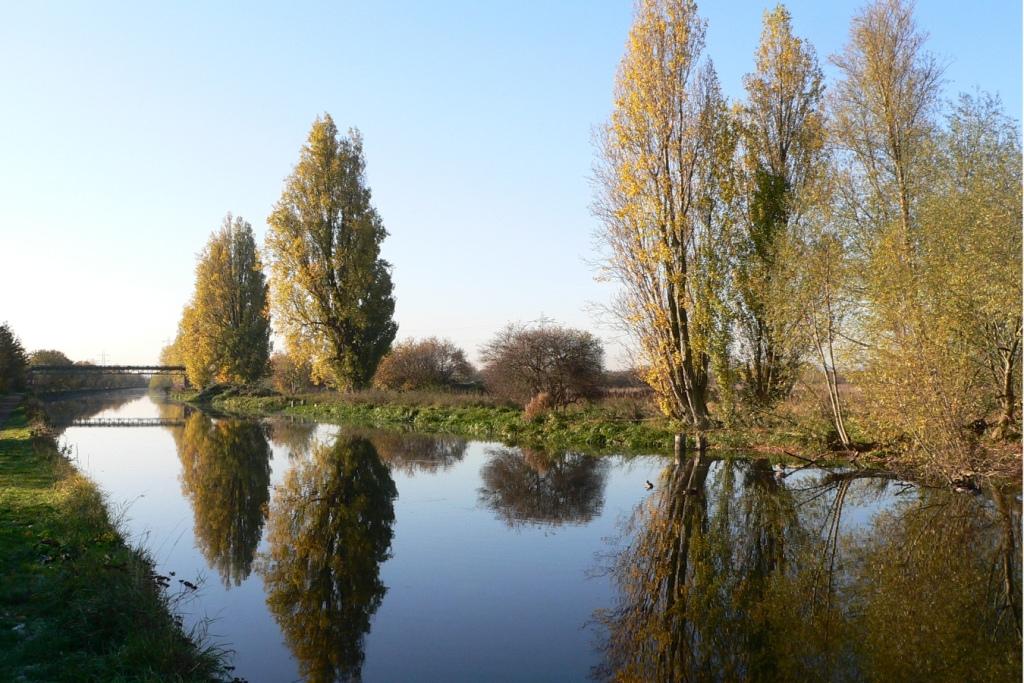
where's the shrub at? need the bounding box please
[480,322,604,409]
[523,392,552,422]
[373,337,474,391]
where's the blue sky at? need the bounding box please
[1,1,1019,367]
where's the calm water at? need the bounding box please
[48,391,1021,682]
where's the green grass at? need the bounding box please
[0,400,229,682]
[202,390,700,454]
[194,388,888,468]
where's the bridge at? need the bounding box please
[29,365,186,376]
[70,417,186,428]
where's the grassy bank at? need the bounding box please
[181,389,678,454]
[0,399,227,682]
[176,387,856,461]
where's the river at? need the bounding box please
[45,390,1021,682]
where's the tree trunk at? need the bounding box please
[996,342,1019,439]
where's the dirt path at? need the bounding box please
[0,393,23,426]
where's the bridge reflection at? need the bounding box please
[70,417,186,427]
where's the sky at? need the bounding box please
[1,1,1020,368]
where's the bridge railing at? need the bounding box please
[70,417,186,427]
[29,365,186,375]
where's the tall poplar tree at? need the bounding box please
[178,214,271,387]
[266,115,397,389]
[734,4,826,406]
[831,0,942,324]
[594,0,736,432]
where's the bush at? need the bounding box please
[480,322,604,409]
[373,337,474,391]
[524,392,553,422]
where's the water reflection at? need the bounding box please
[43,388,151,429]
[173,413,272,587]
[259,435,397,682]
[367,430,468,475]
[846,485,1021,681]
[479,447,609,528]
[594,457,1022,682]
[45,392,1022,679]
[267,418,319,459]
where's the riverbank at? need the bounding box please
[174,387,861,465]
[0,398,228,681]
[179,388,1024,485]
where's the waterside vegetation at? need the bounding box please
[151,0,1019,489]
[174,384,878,474]
[0,399,229,681]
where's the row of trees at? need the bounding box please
[168,117,609,414]
[596,0,1020,471]
[167,116,397,391]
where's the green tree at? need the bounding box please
[792,220,856,449]
[829,0,940,451]
[831,0,942,275]
[28,349,72,366]
[832,0,1021,473]
[26,349,74,393]
[928,94,1022,440]
[177,214,271,388]
[863,93,1022,468]
[734,4,826,407]
[0,322,29,393]
[594,0,736,432]
[266,114,397,390]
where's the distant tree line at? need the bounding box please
[0,325,149,394]
[27,349,150,392]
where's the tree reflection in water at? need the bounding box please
[174,413,272,587]
[267,417,319,459]
[595,458,1022,682]
[367,430,467,475]
[479,447,609,527]
[259,434,397,683]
